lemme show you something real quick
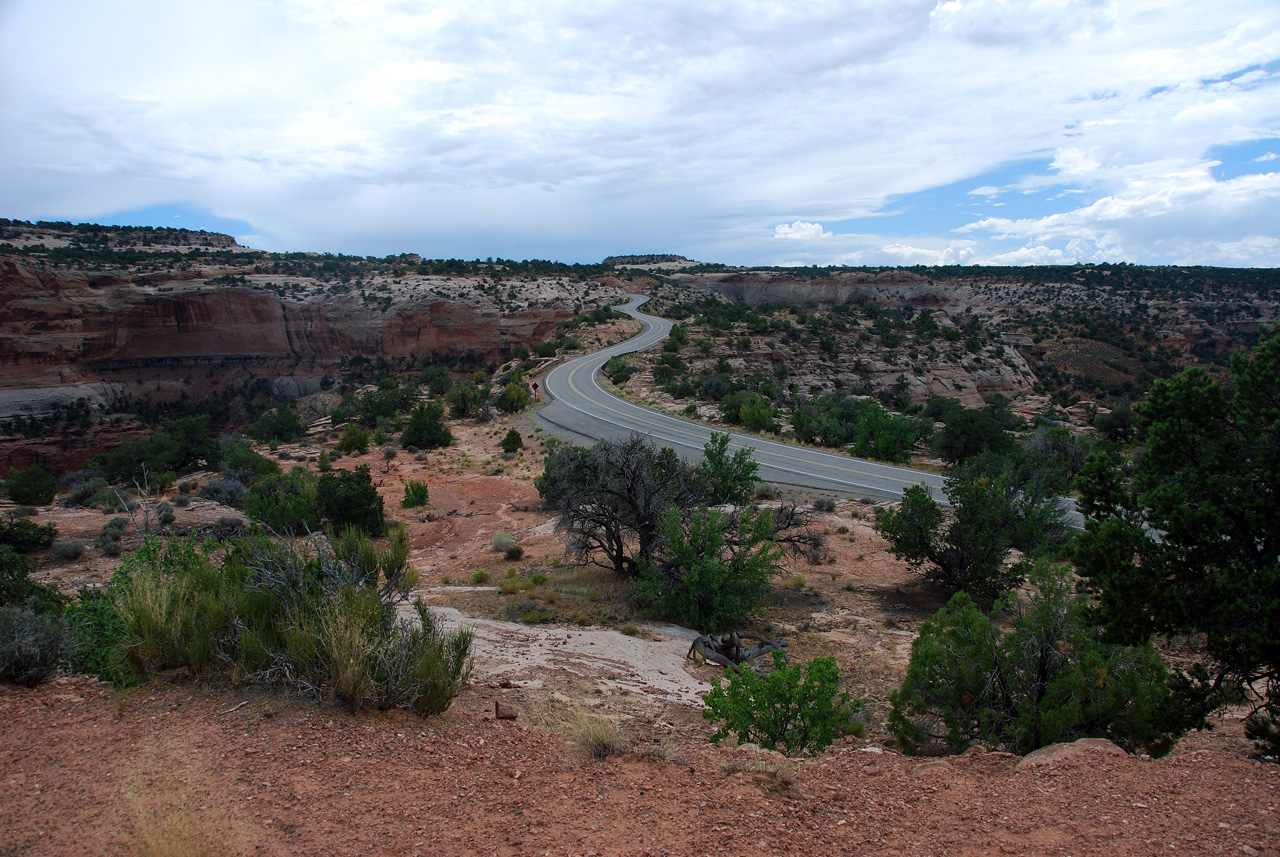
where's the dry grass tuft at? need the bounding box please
[559,709,627,762]
[719,745,803,796]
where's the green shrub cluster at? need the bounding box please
[400,401,452,449]
[888,564,1193,757]
[0,513,58,554]
[77,532,471,715]
[242,465,385,536]
[5,465,57,505]
[401,479,430,508]
[247,406,306,443]
[0,544,72,686]
[703,652,862,757]
[792,395,925,463]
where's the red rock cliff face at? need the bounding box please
[0,257,573,416]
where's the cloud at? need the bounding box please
[773,220,832,240]
[1256,152,1279,162]
[0,0,1277,264]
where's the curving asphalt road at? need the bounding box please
[534,295,948,504]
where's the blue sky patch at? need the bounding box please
[96,204,256,238]
[829,159,1093,237]
[1206,138,1280,182]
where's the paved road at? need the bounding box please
[535,295,947,503]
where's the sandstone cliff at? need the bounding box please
[0,256,596,419]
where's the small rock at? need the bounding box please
[911,761,951,776]
[1017,738,1124,769]
[862,764,882,775]
[495,702,518,720]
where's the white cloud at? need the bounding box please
[1255,152,1279,162]
[0,0,1277,264]
[773,220,832,240]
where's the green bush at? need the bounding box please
[0,545,66,614]
[198,478,246,508]
[888,564,1191,757]
[244,470,320,533]
[66,585,137,686]
[316,465,385,536]
[401,479,430,508]
[636,507,780,632]
[248,406,306,444]
[495,383,531,414]
[50,541,84,563]
[0,606,72,687]
[401,401,452,450]
[155,501,176,526]
[504,544,524,561]
[703,652,861,757]
[221,438,281,486]
[90,415,221,485]
[336,424,371,455]
[0,514,58,553]
[491,533,515,552]
[500,429,524,454]
[96,531,470,716]
[6,465,57,505]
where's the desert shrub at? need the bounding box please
[491,533,515,552]
[401,479,430,508]
[213,517,243,537]
[400,401,452,450]
[491,383,529,415]
[97,529,470,716]
[89,415,221,485]
[888,564,1192,757]
[703,652,861,757]
[375,601,473,716]
[875,461,1068,598]
[317,449,333,472]
[0,513,58,553]
[96,517,129,554]
[221,438,280,486]
[247,406,306,444]
[65,585,137,686]
[636,507,781,632]
[813,497,836,513]
[50,541,84,563]
[472,571,491,584]
[6,464,57,505]
[156,502,175,526]
[0,545,66,614]
[697,433,759,506]
[336,424,371,455]
[10,506,37,518]
[0,606,72,687]
[500,429,524,454]
[172,492,193,508]
[198,478,246,508]
[114,539,232,675]
[316,465,385,536]
[504,544,524,561]
[244,470,320,533]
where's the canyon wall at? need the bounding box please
[0,257,573,419]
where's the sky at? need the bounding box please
[1,0,1278,267]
